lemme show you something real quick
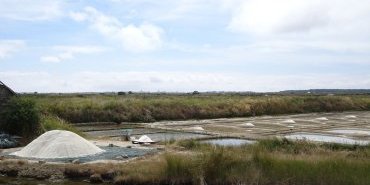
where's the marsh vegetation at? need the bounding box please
[112,139,370,185]
[27,94,370,123]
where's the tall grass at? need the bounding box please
[40,114,84,136]
[115,139,370,185]
[25,94,370,123]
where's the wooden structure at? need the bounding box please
[0,81,16,107]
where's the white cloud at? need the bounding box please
[1,71,370,93]
[228,0,370,35]
[225,0,370,54]
[0,0,63,21]
[40,45,106,63]
[70,7,164,52]
[228,0,324,34]
[69,12,87,22]
[0,40,25,59]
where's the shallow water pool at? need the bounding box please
[200,138,256,146]
[285,133,370,145]
[326,129,370,136]
[131,132,210,142]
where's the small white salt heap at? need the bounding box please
[137,135,155,143]
[12,130,104,159]
[240,123,255,127]
[315,117,328,121]
[185,126,205,131]
[282,119,296,124]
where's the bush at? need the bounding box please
[0,97,40,137]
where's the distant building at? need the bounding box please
[0,81,16,107]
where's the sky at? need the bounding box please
[1,0,370,93]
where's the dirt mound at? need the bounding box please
[12,130,104,159]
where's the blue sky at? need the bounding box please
[1,0,370,92]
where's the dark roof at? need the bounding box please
[0,81,16,95]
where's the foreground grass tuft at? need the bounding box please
[115,139,370,185]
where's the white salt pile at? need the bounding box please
[240,123,255,127]
[185,126,205,131]
[282,119,296,124]
[138,135,154,143]
[315,117,328,121]
[12,130,104,159]
[132,135,156,144]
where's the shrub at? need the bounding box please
[0,97,40,138]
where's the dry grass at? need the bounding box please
[24,94,370,123]
[114,139,370,185]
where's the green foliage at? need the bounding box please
[40,114,83,136]
[0,97,40,137]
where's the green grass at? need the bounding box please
[40,114,84,136]
[114,139,370,185]
[22,94,370,123]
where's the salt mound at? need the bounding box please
[282,119,295,124]
[138,135,154,143]
[132,135,156,144]
[240,123,255,127]
[316,117,328,121]
[12,130,104,159]
[185,126,205,131]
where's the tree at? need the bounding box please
[192,91,200,95]
[0,97,40,138]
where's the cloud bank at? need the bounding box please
[70,7,164,52]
